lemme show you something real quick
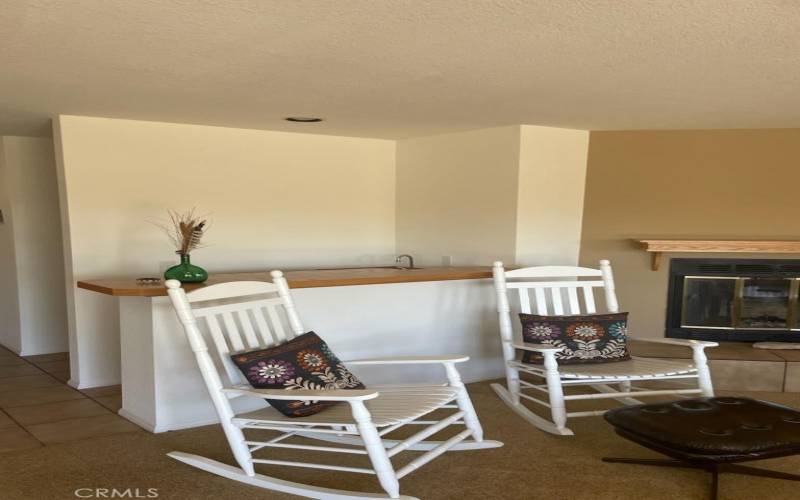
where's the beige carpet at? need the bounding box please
[1,381,799,500]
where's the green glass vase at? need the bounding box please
[164,253,208,283]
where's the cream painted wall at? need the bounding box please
[0,137,68,355]
[55,115,396,388]
[516,126,589,266]
[396,125,589,268]
[57,117,590,388]
[579,129,800,339]
[396,126,521,266]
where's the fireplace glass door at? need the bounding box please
[681,277,737,329]
[738,278,792,329]
[681,276,800,332]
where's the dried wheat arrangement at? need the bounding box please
[155,208,208,254]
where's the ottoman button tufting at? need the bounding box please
[673,400,715,411]
[641,406,670,414]
[713,397,747,405]
[741,422,772,431]
[699,427,734,437]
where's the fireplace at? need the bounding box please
[666,258,800,341]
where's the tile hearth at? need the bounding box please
[631,340,800,392]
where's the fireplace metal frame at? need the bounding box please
[666,258,800,342]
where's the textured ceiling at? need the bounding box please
[2,1,800,138]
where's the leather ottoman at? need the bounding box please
[603,397,800,499]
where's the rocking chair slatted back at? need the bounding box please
[168,272,305,388]
[493,260,620,366]
[497,261,618,320]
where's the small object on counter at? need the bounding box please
[753,341,800,350]
[136,277,161,285]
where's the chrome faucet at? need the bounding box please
[396,254,415,269]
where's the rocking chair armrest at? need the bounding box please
[629,336,719,349]
[511,342,564,353]
[222,388,379,401]
[345,355,469,365]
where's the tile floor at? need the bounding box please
[0,346,140,453]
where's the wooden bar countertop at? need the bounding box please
[77,266,495,297]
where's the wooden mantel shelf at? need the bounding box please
[638,240,800,271]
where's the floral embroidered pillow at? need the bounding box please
[230,331,365,417]
[519,312,630,365]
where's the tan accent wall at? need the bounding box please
[579,129,800,338]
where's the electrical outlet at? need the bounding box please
[441,255,452,266]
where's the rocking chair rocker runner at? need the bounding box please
[491,259,718,436]
[166,271,501,500]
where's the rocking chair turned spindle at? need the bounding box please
[491,259,717,436]
[165,271,501,500]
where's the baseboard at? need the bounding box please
[162,415,225,432]
[0,342,23,356]
[18,348,69,357]
[72,378,122,390]
[118,408,222,434]
[118,409,162,433]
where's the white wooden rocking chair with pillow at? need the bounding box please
[491,259,717,436]
[166,271,501,500]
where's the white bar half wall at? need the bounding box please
[120,279,500,432]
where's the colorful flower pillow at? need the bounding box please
[519,312,631,365]
[230,331,365,417]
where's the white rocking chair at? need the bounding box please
[166,271,502,500]
[491,260,717,436]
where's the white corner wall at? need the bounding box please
[396,125,589,268]
[515,125,590,266]
[54,115,397,388]
[396,126,521,266]
[0,136,68,355]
